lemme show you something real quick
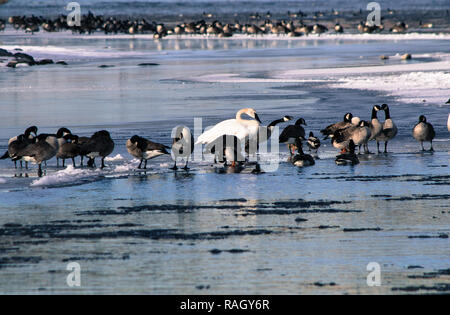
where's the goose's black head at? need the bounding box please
[25,126,38,137]
[56,127,72,138]
[381,104,389,110]
[309,131,314,137]
[419,115,427,123]
[95,130,111,138]
[374,105,382,111]
[36,134,49,142]
[344,113,353,122]
[359,120,370,127]
[130,135,141,144]
[283,115,294,122]
[295,118,307,126]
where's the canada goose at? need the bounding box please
[171,126,194,170]
[77,136,90,166]
[12,134,58,177]
[126,135,169,169]
[57,134,80,167]
[204,135,244,167]
[334,23,344,33]
[195,108,262,145]
[1,126,38,168]
[413,115,435,151]
[245,115,293,154]
[307,132,321,152]
[366,105,383,153]
[320,113,353,140]
[291,138,315,167]
[80,130,115,169]
[332,120,371,154]
[279,118,307,156]
[335,140,359,165]
[376,104,397,153]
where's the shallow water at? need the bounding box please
[0,31,449,294]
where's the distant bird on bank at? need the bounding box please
[126,135,170,169]
[446,98,450,104]
[306,132,321,152]
[412,115,435,151]
[335,140,359,165]
[80,130,115,169]
[279,118,307,156]
[171,126,194,170]
[376,104,397,153]
[291,139,315,167]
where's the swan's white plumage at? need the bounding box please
[195,108,261,145]
[447,113,450,132]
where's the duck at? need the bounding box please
[376,104,397,153]
[366,105,383,153]
[332,120,371,154]
[12,134,59,177]
[80,130,115,169]
[320,113,353,140]
[279,118,307,156]
[1,126,38,168]
[204,134,245,167]
[335,140,359,165]
[171,126,194,170]
[412,115,435,151]
[126,135,169,169]
[245,115,293,154]
[195,108,262,145]
[56,134,80,167]
[306,132,321,152]
[291,139,315,167]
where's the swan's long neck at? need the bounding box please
[235,109,247,122]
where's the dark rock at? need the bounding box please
[37,59,54,65]
[14,52,35,65]
[56,61,68,65]
[0,48,13,57]
[138,63,159,66]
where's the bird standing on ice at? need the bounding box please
[412,115,435,151]
[171,126,194,170]
[195,108,262,145]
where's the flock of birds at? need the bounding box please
[1,105,448,177]
[0,10,434,38]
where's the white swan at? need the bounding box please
[195,108,262,145]
[447,113,450,132]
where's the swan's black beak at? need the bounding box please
[254,113,262,124]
